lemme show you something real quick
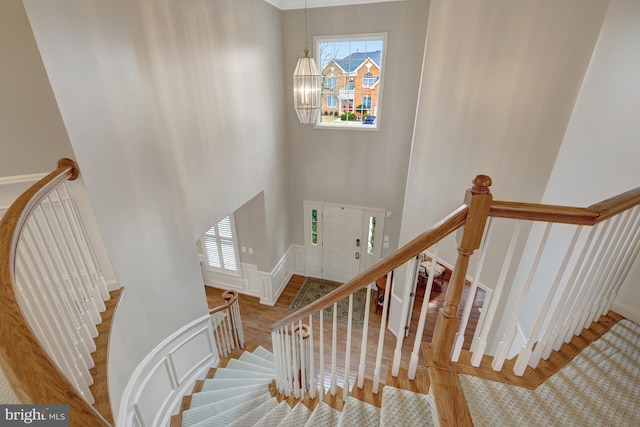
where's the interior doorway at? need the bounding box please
[303,201,385,282]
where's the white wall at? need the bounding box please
[0,0,74,176]
[394,0,609,332]
[23,0,287,417]
[538,0,640,322]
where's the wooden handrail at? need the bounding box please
[490,185,640,225]
[209,289,239,315]
[0,159,109,426]
[271,205,469,331]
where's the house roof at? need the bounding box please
[334,50,382,73]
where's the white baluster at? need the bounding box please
[233,301,245,348]
[602,210,640,315]
[54,188,105,313]
[343,294,354,400]
[586,211,632,325]
[60,183,109,300]
[271,331,281,392]
[373,271,393,393]
[330,302,338,396]
[36,204,98,335]
[471,220,522,367]
[551,225,599,352]
[319,308,325,399]
[45,194,101,324]
[357,282,372,388]
[409,245,440,379]
[308,314,316,399]
[16,252,94,403]
[23,226,93,372]
[27,218,95,356]
[578,215,623,331]
[298,320,307,396]
[392,257,419,377]
[284,326,293,397]
[528,225,582,368]
[291,324,300,399]
[454,220,492,361]
[212,323,223,357]
[493,223,551,372]
[566,221,612,340]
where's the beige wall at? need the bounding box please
[284,0,431,258]
[399,0,608,274]
[395,0,609,332]
[540,0,640,323]
[24,0,287,415]
[0,0,73,177]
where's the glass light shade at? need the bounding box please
[293,49,322,125]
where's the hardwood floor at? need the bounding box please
[205,271,485,393]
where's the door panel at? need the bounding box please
[322,206,363,282]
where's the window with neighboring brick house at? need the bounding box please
[316,33,387,130]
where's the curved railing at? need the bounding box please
[271,175,640,426]
[209,290,245,357]
[0,159,110,426]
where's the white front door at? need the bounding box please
[303,201,386,282]
[322,206,364,282]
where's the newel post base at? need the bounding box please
[431,175,492,367]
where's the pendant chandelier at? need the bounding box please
[292,1,322,125]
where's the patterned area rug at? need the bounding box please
[288,278,368,326]
[460,319,640,427]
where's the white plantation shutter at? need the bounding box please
[203,216,238,273]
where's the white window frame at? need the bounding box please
[202,215,241,276]
[315,33,387,131]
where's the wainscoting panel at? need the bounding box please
[117,314,218,427]
[168,326,215,385]
[133,359,174,427]
[206,245,305,306]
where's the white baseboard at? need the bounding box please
[117,314,218,427]
[611,301,640,324]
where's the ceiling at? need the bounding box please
[264,0,406,10]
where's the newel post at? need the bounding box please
[431,175,492,366]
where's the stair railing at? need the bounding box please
[271,175,640,419]
[209,289,245,357]
[0,159,110,426]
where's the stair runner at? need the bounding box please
[181,346,438,426]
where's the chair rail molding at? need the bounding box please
[0,172,47,215]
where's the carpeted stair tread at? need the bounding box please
[252,345,275,363]
[380,385,436,427]
[190,387,266,409]
[276,402,312,427]
[227,396,279,427]
[336,396,380,427]
[182,393,270,426]
[239,351,275,371]
[304,401,341,427]
[211,366,274,380]
[201,377,272,391]
[253,401,292,427]
[226,358,275,374]
[191,383,269,408]
[460,319,640,427]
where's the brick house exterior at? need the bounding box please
[320,50,381,121]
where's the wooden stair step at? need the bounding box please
[385,364,431,395]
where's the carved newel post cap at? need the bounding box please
[472,175,492,193]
